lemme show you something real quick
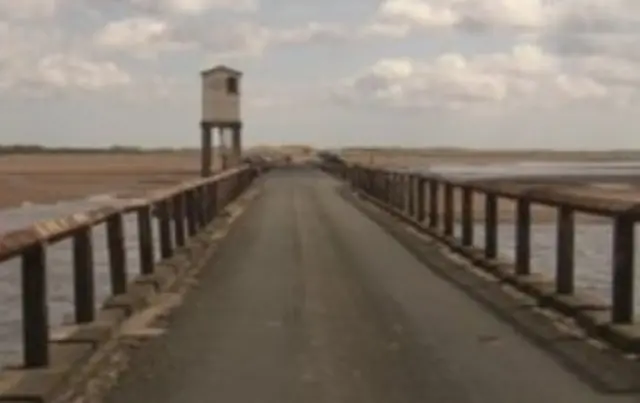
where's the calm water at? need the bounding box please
[467,222,629,309]
[429,160,640,327]
[1,161,640,367]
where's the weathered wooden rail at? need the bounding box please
[321,159,640,350]
[0,165,258,368]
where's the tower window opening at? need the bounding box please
[226,77,238,94]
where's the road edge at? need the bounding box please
[0,178,266,403]
[339,182,640,394]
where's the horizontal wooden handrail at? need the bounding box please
[0,164,259,368]
[0,165,252,264]
[321,160,638,329]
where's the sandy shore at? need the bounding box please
[1,148,635,226]
[0,152,220,209]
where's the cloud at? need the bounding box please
[365,0,548,37]
[333,43,640,111]
[94,16,194,58]
[376,0,459,28]
[128,0,257,15]
[0,0,58,19]
[366,0,640,39]
[0,21,131,96]
[32,54,131,91]
[0,53,131,97]
[195,21,348,59]
[92,13,348,60]
[349,0,640,111]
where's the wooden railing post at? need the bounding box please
[612,214,635,323]
[389,174,396,207]
[408,174,415,217]
[371,169,378,199]
[555,205,575,294]
[21,243,48,368]
[185,190,197,237]
[395,174,402,209]
[363,168,368,193]
[444,183,454,236]
[106,213,127,295]
[403,174,410,214]
[515,199,531,275]
[318,160,640,329]
[158,200,173,259]
[372,170,379,198]
[195,186,206,230]
[137,205,154,275]
[210,182,219,220]
[173,193,186,248]
[461,187,473,246]
[484,193,498,260]
[416,177,426,222]
[73,226,95,323]
[0,167,261,370]
[429,180,439,229]
[218,178,228,209]
[201,184,211,224]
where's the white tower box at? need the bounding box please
[201,65,242,124]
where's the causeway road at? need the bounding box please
[105,169,640,403]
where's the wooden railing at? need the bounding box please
[322,161,637,328]
[0,165,258,368]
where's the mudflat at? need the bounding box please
[0,152,216,209]
[341,148,640,167]
[340,148,640,223]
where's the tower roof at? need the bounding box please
[200,65,242,76]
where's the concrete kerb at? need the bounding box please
[0,180,265,403]
[352,188,640,356]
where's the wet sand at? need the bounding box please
[343,152,640,223]
[0,152,222,209]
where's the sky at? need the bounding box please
[1,0,640,149]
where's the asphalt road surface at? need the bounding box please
[105,169,640,403]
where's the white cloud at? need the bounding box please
[376,0,459,28]
[0,21,131,95]
[366,0,550,36]
[199,21,348,59]
[554,74,607,100]
[95,17,193,58]
[168,0,257,13]
[129,0,257,15]
[367,0,640,39]
[0,54,131,96]
[576,55,640,87]
[333,43,640,111]
[92,15,348,60]
[347,0,640,113]
[0,0,58,19]
[33,54,131,90]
